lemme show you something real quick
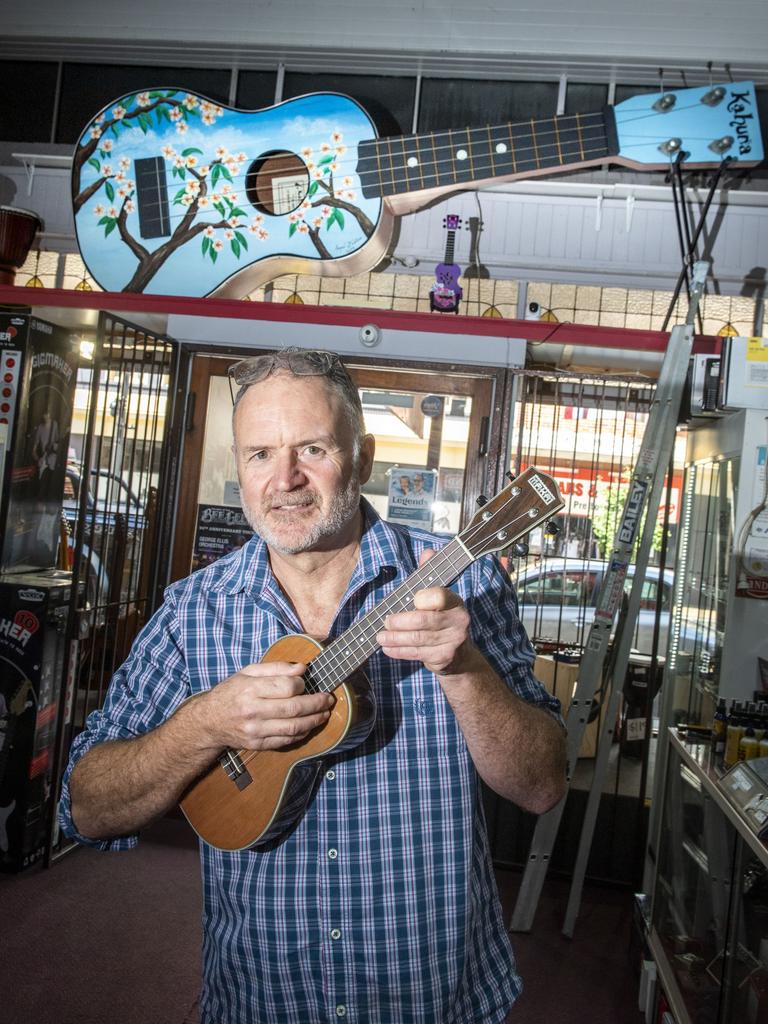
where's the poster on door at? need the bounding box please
[386,468,437,530]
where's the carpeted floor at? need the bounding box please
[1,816,643,1024]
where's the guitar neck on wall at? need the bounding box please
[70,82,764,297]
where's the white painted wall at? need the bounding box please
[6,0,768,75]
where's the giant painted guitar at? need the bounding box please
[71,82,763,297]
[180,466,564,850]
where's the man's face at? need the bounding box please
[233,373,374,555]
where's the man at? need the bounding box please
[60,347,566,1023]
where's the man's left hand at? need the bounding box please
[376,550,477,676]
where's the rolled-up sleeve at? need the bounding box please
[58,593,191,850]
[461,555,563,722]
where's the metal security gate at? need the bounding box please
[487,368,676,888]
[49,312,183,860]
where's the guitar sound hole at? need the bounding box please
[245,151,309,216]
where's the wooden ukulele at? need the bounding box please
[70,82,763,296]
[179,467,564,850]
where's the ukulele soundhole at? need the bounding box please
[245,150,309,216]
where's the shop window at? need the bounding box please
[417,79,558,133]
[55,64,232,144]
[282,72,416,136]
[0,60,59,143]
[235,70,278,111]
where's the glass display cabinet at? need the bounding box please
[650,732,768,1024]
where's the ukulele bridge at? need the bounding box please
[220,750,253,790]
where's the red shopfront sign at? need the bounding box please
[522,465,682,523]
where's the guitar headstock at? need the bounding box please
[613,81,763,169]
[443,214,462,230]
[460,467,564,559]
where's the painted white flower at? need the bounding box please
[225,162,239,177]
[313,168,324,180]
[93,204,105,216]
[185,155,198,169]
[236,152,247,163]
[228,216,241,227]
[180,195,193,206]
[183,94,198,110]
[174,155,186,168]
[169,107,183,122]
[335,144,347,157]
[185,179,201,194]
[320,142,332,154]
[312,216,323,228]
[257,228,269,240]
[321,206,331,217]
[214,105,223,117]
[89,126,102,139]
[288,213,298,224]
[329,161,338,173]
[101,164,113,177]
[305,160,315,172]
[94,114,105,125]
[204,225,216,238]
[176,122,189,135]
[221,183,233,195]
[101,139,114,152]
[250,214,264,226]
[112,105,127,120]
[212,238,224,251]
[199,165,210,176]
[228,192,239,204]
[297,222,308,233]
[124,199,135,213]
[162,145,176,160]
[200,101,213,114]
[211,193,222,204]
[114,171,125,183]
[345,190,356,201]
[197,195,210,208]
[119,156,131,170]
[215,146,228,160]
[342,176,353,187]
[202,112,216,126]
[301,146,313,159]
[300,200,312,210]
[224,229,235,240]
[137,92,151,107]
[107,206,118,218]
[126,180,135,191]
[331,130,343,144]
[117,185,129,198]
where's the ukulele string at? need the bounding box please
[309,501,539,692]
[232,496,539,771]
[99,115,613,224]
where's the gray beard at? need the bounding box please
[241,474,362,555]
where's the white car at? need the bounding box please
[513,558,676,658]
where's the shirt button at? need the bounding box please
[330,927,341,940]
[335,1006,347,1018]
[325,769,336,780]
[328,848,338,860]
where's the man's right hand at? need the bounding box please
[200,661,335,752]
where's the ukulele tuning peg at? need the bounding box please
[544,520,561,536]
[476,494,488,507]
[512,541,529,558]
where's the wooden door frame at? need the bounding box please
[170,347,513,583]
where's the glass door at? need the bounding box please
[171,353,507,581]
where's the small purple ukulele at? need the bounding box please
[430,214,463,313]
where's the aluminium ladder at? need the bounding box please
[510,260,710,933]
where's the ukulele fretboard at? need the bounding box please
[357,109,614,198]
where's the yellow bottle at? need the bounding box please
[739,727,759,761]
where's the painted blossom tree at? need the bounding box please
[71,90,375,293]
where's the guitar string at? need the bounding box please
[308,506,538,693]
[231,492,549,772]
[107,136,613,225]
[91,97,726,224]
[95,114,611,221]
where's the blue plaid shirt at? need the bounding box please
[60,500,560,1024]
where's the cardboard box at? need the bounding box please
[534,654,599,758]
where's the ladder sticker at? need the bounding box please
[618,480,649,546]
[595,559,628,622]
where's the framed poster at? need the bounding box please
[386,468,438,530]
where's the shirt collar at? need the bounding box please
[209,498,417,598]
